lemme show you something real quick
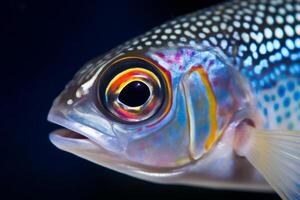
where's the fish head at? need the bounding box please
[48,44,253,183]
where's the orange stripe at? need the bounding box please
[190,66,218,151]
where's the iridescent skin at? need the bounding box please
[48,0,300,193]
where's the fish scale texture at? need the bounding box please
[66,0,300,130]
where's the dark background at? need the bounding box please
[2,0,279,199]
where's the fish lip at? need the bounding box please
[50,128,88,140]
[47,103,119,147]
[49,129,90,150]
[49,128,109,152]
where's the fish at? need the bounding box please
[48,0,300,199]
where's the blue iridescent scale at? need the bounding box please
[232,2,300,130]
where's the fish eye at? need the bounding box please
[118,81,150,107]
[97,57,172,123]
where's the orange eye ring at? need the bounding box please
[97,56,172,124]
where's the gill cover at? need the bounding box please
[148,47,249,161]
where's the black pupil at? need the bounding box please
[118,81,150,107]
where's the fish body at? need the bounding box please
[48,0,300,199]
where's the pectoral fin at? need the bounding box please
[241,126,300,200]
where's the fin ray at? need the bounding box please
[262,146,300,176]
[243,126,300,200]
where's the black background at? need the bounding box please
[2,0,279,199]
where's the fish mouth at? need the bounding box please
[49,127,184,183]
[49,128,107,153]
[51,129,88,140]
[47,102,184,183]
[47,109,125,167]
[47,102,184,180]
[49,127,130,171]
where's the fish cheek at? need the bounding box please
[124,89,192,168]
